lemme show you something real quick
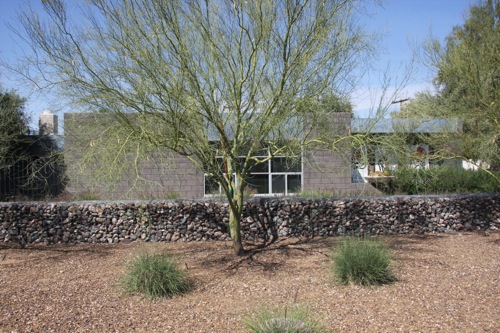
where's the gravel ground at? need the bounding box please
[1,232,499,333]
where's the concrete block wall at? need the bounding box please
[302,112,379,195]
[64,112,376,199]
[64,113,204,200]
[117,154,204,199]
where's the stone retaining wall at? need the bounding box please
[1,193,498,245]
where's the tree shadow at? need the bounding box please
[386,234,446,250]
[0,242,120,265]
[193,237,332,276]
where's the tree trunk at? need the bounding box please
[229,208,244,255]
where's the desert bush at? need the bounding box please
[432,167,500,193]
[331,237,395,286]
[68,190,101,201]
[391,167,435,195]
[245,305,329,333]
[137,191,181,200]
[392,166,500,194]
[121,250,190,298]
[298,189,352,198]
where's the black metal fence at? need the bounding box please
[0,159,66,201]
[0,135,66,201]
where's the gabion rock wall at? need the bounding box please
[1,193,498,245]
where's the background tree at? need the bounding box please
[396,0,500,167]
[0,86,66,200]
[12,0,373,255]
[0,87,29,172]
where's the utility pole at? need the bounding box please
[391,98,410,111]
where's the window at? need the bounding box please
[351,144,430,183]
[204,153,302,196]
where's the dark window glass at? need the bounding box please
[237,142,268,156]
[288,175,301,193]
[204,176,220,195]
[236,157,246,171]
[215,157,224,172]
[250,160,269,173]
[246,174,269,194]
[271,157,301,172]
[272,175,285,193]
[208,141,222,150]
[241,158,269,173]
[203,156,222,171]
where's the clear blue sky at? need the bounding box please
[352,0,475,116]
[0,0,476,128]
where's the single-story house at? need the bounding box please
[60,112,461,200]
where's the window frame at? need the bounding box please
[204,151,302,197]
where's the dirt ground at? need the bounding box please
[1,232,499,333]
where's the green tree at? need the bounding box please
[0,87,29,171]
[0,87,66,200]
[12,0,373,255]
[397,0,500,167]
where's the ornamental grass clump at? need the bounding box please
[331,237,395,286]
[245,305,329,333]
[121,250,190,298]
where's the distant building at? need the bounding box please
[351,118,463,182]
[61,113,463,200]
[39,109,59,136]
[64,112,381,199]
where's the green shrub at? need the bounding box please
[72,190,101,201]
[138,191,181,200]
[331,237,395,286]
[121,250,191,298]
[163,192,181,200]
[392,166,500,195]
[298,189,352,198]
[245,305,329,333]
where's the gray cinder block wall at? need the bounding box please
[64,112,375,199]
[302,112,378,195]
[64,113,203,199]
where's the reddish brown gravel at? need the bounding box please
[1,232,499,333]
